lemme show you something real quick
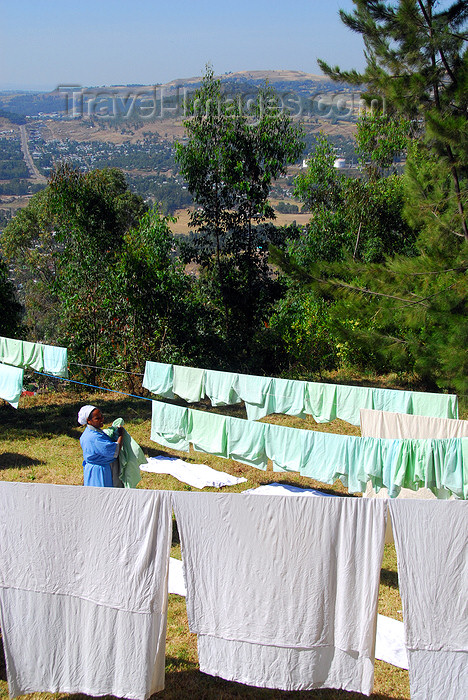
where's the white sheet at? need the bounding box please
[172,492,387,695]
[0,482,172,699]
[241,482,338,497]
[168,557,186,596]
[360,408,468,439]
[142,456,247,489]
[389,500,468,699]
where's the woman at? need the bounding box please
[78,405,124,487]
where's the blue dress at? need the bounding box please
[80,425,118,487]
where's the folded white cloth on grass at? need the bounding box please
[389,500,468,700]
[241,482,338,497]
[376,614,408,670]
[172,492,387,695]
[142,456,247,489]
[169,557,186,597]
[0,482,172,700]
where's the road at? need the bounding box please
[19,124,47,183]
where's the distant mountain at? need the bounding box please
[0,70,354,117]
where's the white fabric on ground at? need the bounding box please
[388,500,468,700]
[168,557,186,596]
[0,482,172,700]
[241,482,338,497]
[142,456,247,489]
[172,492,387,695]
[360,408,468,440]
[375,614,408,669]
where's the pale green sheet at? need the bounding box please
[151,400,190,452]
[227,416,268,470]
[188,409,228,458]
[104,418,144,488]
[173,365,205,403]
[143,361,175,398]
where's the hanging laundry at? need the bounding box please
[233,373,273,420]
[0,337,23,367]
[172,492,387,695]
[172,365,205,403]
[142,456,247,489]
[143,360,458,423]
[151,400,191,452]
[22,340,43,371]
[204,368,241,406]
[265,421,315,473]
[42,344,68,378]
[0,363,24,408]
[188,410,228,458]
[149,402,467,499]
[0,482,172,699]
[0,336,68,377]
[142,361,175,398]
[226,415,268,469]
[389,500,468,700]
[360,408,468,440]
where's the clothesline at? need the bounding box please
[32,371,153,402]
[69,362,144,376]
[143,361,459,425]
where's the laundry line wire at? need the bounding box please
[69,362,144,376]
[33,371,153,403]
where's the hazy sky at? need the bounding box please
[1,0,366,91]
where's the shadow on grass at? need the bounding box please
[0,453,45,469]
[162,662,408,699]
[0,631,5,682]
[0,394,152,442]
[380,568,400,590]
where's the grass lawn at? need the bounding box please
[0,387,421,699]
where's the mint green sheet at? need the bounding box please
[22,341,43,372]
[269,378,306,418]
[204,369,241,406]
[188,409,228,458]
[0,337,23,367]
[227,416,268,470]
[411,392,458,420]
[0,363,24,408]
[305,383,337,423]
[235,374,273,420]
[143,361,175,398]
[151,401,191,452]
[104,418,144,488]
[142,360,459,424]
[0,336,68,377]
[148,401,466,498]
[173,365,205,403]
[266,422,314,473]
[42,344,68,378]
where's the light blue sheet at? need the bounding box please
[0,363,24,408]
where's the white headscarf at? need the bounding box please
[77,405,97,426]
